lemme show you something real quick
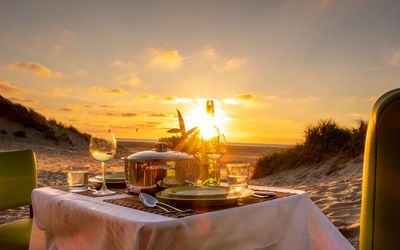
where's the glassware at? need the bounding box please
[200,100,227,186]
[89,130,117,196]
[226,163,249,192]
[66,165,89,193]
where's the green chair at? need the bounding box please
[360,88,400,249]
[0,150,38,250]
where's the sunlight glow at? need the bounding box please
[185,101,230,140]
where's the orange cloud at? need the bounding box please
[148,44,183,69]
[162,96,193,104]
[212,57,247,71]
[0,80,27,94]
[111,60,135,68]
[343,96,376,103]
[223,58,247,70]
[100,105,119,109]
[89,87,128,95]
[224,92,262,105]
[203,46,216,57]
[150,113,168,117]
[111,60,124,67]
[84,104,96,109]
[6,61,62,77]
[60,105,79,112]
[138,93,158,100]
[118,76,141,86]
[9,97,39,105]
[96,112,137,117]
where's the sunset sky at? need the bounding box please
[1,0,399,144]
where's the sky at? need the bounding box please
[0,0,399,144]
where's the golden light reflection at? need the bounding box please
[185,101,230,140]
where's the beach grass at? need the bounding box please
[253,119,367,178]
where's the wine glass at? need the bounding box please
[89,130,117,196]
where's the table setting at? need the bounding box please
[29,100,354,250]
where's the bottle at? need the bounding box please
[200,100,221,185]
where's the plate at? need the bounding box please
[92,174,126,183]
[162,186,229,198]
[89,174,126,188]
[156,188,254,207]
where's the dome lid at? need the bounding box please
[125,142,194,161]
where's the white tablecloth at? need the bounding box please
[29,186,354,250]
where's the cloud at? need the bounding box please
[83,104,96,109]
[203,46,216,57]
[96,112,137,117]
[89,87,128,95]
[9,97,39,105]
[223,58,247,70]
[6,61,62,77]
[111,60,124,67]
[100,105,119,109]
[343,96,377,103]
[111,60,135,68]
[118,73,141,86]
[224,92,262,105]
[147,121,162,125]
[150,113,168,117]
[212,57,247,71]
[389,49,400,67]
[60,105,79,113]
[138,93,158,100]
[148,44,183,69]
[162,96,193,104]
[0,81,27,94]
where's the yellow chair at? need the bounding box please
[360,88,400,249]
[0,150,38,250]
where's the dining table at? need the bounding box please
[29,185,354,250]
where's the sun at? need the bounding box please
[185,101,230,140]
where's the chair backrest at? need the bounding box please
[360,88,400,250]
[0,150,38,211]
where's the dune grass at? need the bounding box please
[252,119,367,178]
[0,95,89,143]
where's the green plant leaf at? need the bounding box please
[185,126,198,136]
[177,109,186,133]
[167,128,181,133]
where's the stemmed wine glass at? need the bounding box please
[89,130,117,196]
[206,131,227,185]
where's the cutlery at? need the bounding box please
[139,193,191,213]
[252,191,275,198]
[139,193,171,212]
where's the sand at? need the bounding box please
[0,123,361,249]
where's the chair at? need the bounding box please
[360,88,400,249]
[0,150,38,250]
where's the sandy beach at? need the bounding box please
[0,124,361,248]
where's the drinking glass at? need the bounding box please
[205,133,226,186]
[66,165,89,192]
[89,130,117,196]
[226,163,249,192]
